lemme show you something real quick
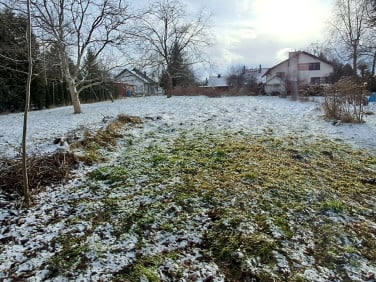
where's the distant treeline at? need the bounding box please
[0,78,119,113]
[0,8,118,113]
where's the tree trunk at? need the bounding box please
[67,78,82,113]
[372,51,376,76]
[167,75,173,98]
[22,0,32,208]
[63,59,82,113]
[353,46,358,76]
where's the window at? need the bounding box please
[298,63,309,71]
[320,77,330,84]
[309,62,320,70]
[310,77,321,85]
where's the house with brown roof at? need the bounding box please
[263,51,334,95]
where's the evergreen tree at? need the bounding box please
[0,8,43,112]
[159,42,196,90]
[328,60,354,83]
[0,9,29,112]
[39,43,72,107]
[79,49,114,103]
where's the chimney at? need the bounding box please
[289,50,301,59]
[259,64,262,73]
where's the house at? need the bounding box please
[207,67,268,89]
[115,68,159,96]
[264,76,285,96]
[113,82,135,97]
[243,65,268,84]
[263,51,333,95]
[207,74,229,88]
[203,74,232,92]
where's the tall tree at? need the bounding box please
[80,48,114,102]
[136,0,211,97]
[363,0,376,74]
[30,0,133,113]
[226,65,246,89]
[329,0,369,75]
[0,8,37,112]
[367,0,376,22]
[159,42,196,90]
[328,60,354,83]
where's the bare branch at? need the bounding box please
[329,0,369,72]
[29,0,134,113]
[133,0,212,97]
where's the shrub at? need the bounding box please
[171,85,256,97]
[322,77,368,123]
[301,85,325,96]
[0,152,78,201]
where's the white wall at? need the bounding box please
[265,52,333,86]
[266,61,289,81]
[296,53,333,85]
[264,76,285,95]
[117,71,145,94]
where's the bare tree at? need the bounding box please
[30,0,133,113]
[21,0,32,207]
[226,65,246,89]
[329,0,369,74]
[136,0,212,98]
[363,0,376,74]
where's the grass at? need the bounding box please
[73,114,142,164]
[48,234,90,277]
[26,127,376,280]
[88,165,129,183]
[321,199,348,213]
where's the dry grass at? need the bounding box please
[0,114,142,203]
[0,152,78,201]
[73,114,142,164]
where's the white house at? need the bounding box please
[263,51,333,95]
[115,68,159,96]
[244,65,268,84]
[207,74,229,87]
[264,76,286,96]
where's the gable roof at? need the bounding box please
[208,75,228,87]
[263,59,289,77]
[115,68,157,84]
[263,51,333,77]
[132,68,157,85]
[244,68,269,83]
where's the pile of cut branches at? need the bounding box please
[0,114,143,203]
[0,152,78,202]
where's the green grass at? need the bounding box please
[45,130,376,281]
[48,234,90,277]
[321,199,347,213]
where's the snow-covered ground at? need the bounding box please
[1,95,376,281]
[1,95,376,157]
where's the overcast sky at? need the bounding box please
[135,0,335,77]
